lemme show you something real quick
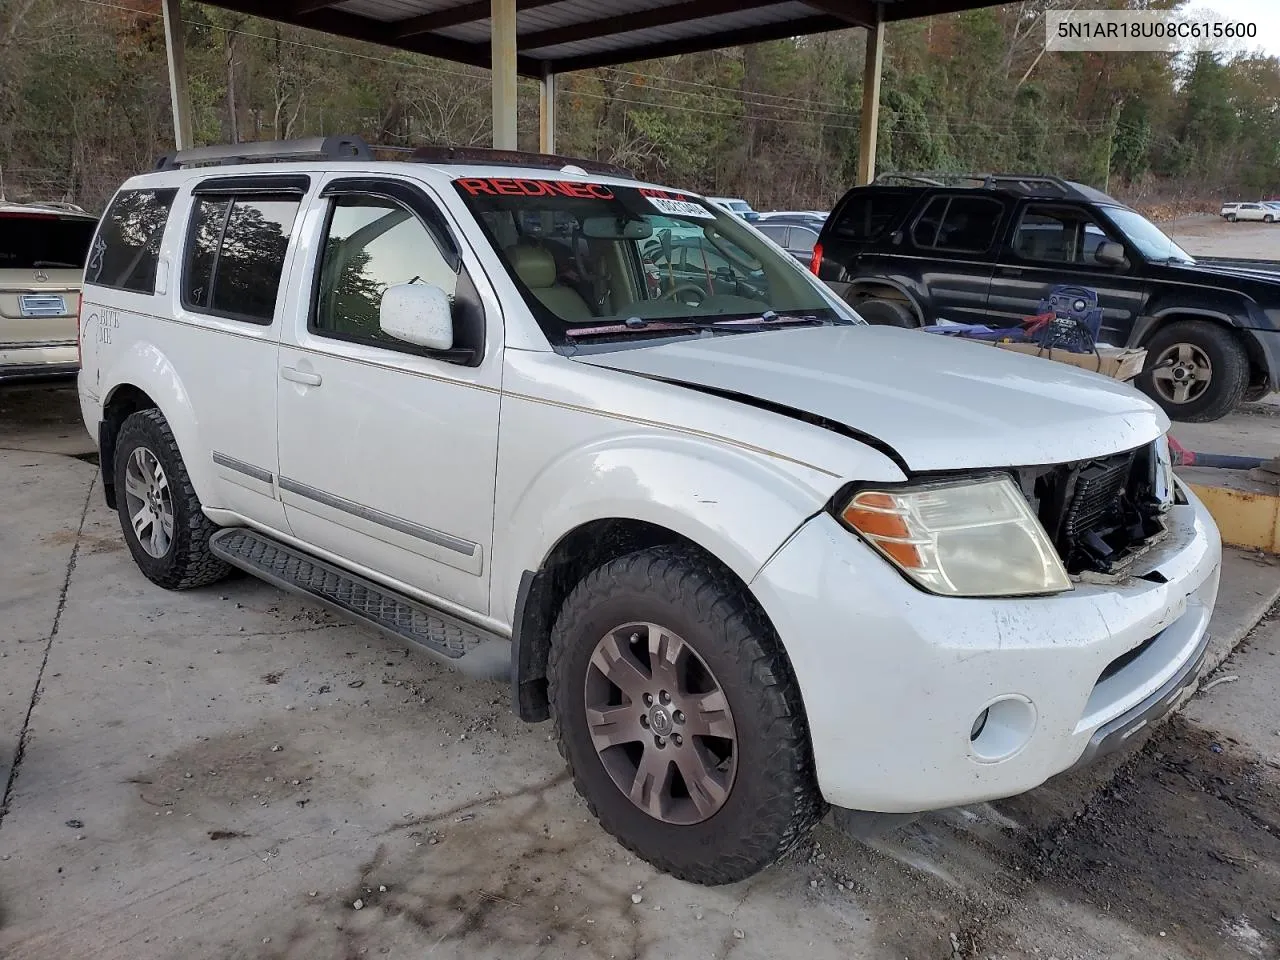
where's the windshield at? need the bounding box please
[454,177,849,347]
[1101,206,1195,264]
[0,213,96,270]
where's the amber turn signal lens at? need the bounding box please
[841,506,911,540]
[877,539,923,569]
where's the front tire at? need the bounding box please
[548,546,824,885]
[1266,215,1275,223]
[114,409,231,590]
[1138,321,1249,422]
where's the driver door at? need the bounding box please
[987,203,1151,345]
[275,176,501,615]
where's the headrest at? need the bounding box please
[506,244,556,289]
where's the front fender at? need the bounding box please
[493,431,850,626]
[101,340,214,505]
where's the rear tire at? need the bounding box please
[851,297,918,328]
[114,409,232,590]
[1138,321,1249,422]
[548,545,825,885]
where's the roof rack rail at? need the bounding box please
[409,145,633,179]
[872,170,1110,203]
[13,199,89,214]
[155,135,374,171]
[872,172,948,187]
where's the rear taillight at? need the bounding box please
[808,242,823,276]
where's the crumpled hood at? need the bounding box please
[573,325,1168,471]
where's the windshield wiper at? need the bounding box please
[704,311,825,328]
[32,260,81,269]
[564,311,825,341]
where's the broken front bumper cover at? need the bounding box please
[1068,627,1210,771]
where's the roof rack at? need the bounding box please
[872,170,1112,203]
[154,135,633,180]
[3,199,90,214]
[155,135,374,171]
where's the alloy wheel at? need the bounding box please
[583,622,738,825]
[123,446,175,558]
[1152,342,1213,405]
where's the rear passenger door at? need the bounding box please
[171,178,306,530]
[274,175,501,616]
[905,194,1006,324]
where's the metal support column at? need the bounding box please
[539,67,557,154]
[491,0,519,150]
[162,0,194,150]
[856,5,884,186]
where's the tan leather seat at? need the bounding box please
[505,244,594,322]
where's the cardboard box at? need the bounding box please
[985,340,1147,381]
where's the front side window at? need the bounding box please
[1014,204,1128,266]
[313,195,460,349]
[454,178,847,348]
[183,194,299,323]
[85,188,177,293]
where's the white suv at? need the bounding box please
[78,137,1221,884]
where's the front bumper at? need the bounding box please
[0,342,78,382]
[749,484,1221,813]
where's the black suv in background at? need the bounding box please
[812,173,1280,421]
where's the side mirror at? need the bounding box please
[1095,240,1127,267]
[379,283,453,351]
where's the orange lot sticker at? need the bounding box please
[455,177,615,200]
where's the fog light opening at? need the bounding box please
[969,696,1037,763]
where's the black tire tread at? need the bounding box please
[547,545,825,885]
[114,409,231,590]
[1142,320,1249,422]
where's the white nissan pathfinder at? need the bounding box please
[77,137,1221,884]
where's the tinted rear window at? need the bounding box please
[182,194,300,324]
[0,215,96,271]
[86,189,177,293]
[830,190,916,242]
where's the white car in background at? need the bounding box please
[1225,202,1274,222]
[707,197,758,220]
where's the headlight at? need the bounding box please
[839,475,1072,598]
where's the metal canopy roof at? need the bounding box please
[201,0,1008,77]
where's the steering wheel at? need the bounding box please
[663,282,707,305]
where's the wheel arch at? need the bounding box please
[844,279,924,323]
[98,345,211,510]
[509,517,797,724]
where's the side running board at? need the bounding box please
[209,528,509,681]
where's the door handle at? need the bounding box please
[998,266,1023,277]
[281,366,322,386]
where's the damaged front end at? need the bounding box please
[1017,437,1177,577]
